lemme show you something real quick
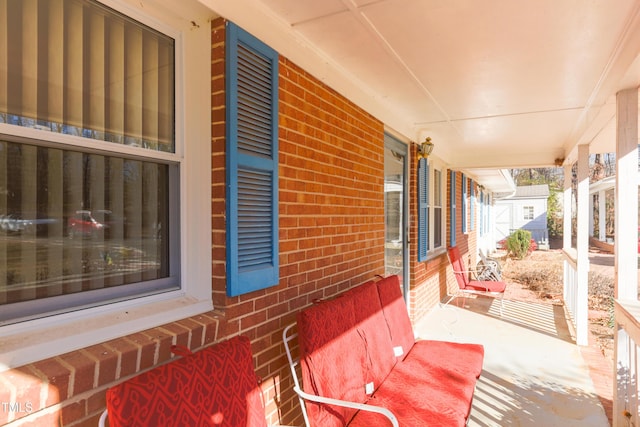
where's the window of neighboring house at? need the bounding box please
[226,22,279,297]
[523,206,534,220]
[0,0,211,366]
[418,158,445,261]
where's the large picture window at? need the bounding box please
[0,0,179,324]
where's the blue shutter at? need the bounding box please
[418,158,429,261]
[226,22,279,297]
[450,171,456,247]
[479,191,484,237]
[470,180,475,231]
[461,174,467,233]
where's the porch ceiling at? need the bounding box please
[197,0,640,176]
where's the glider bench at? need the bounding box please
[283,275,485,427]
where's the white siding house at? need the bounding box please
[495,184,550,246]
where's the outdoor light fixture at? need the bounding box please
[417,137,434,159]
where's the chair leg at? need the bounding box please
[440,293,456,309]
[499,293,504,317]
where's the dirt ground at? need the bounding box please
[499,247,615,359]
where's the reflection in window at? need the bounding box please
[0,0,178,324]
[0,140,173,320]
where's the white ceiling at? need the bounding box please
[197,0,640,189]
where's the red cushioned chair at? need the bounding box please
[446,246,507,316]
[98,335,269,427]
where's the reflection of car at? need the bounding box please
[0,214,57,234]
[68,210,105,238]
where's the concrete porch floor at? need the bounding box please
[414,296,610,427]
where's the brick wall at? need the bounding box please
[209,18,386,426]
[0,17,445,427]
[408,154,479,325]
[0,313,221,426]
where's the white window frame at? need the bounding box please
[523,205,535,221]
[0,0,212,370]
[425,158,447,258]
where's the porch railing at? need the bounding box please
[614,299,640,426]
[563,249,579,332]
[562,248,589,345]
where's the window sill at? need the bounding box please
[0,293,213,372]
[424,247,447,261]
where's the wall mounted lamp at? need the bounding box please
[417,137,434,159]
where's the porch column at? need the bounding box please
[598,190,606,242]
[562,164,573,308]
[613,87,639,427]
[614,87,638,300]
[575,144,590,346]
[562,166,572,250]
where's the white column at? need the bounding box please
[598,190,606,241]
[562,164,573,307]
[563,165,572,250]
[614,88,638,300]
[575,144,590,346]
[613,87,639,427]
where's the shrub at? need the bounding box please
[505,229,532,259]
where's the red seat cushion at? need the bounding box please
[406,340,485,379]
[349,354,476,427]
[106,335,266,427]
[376,275,415,360]
[465,280,506,293]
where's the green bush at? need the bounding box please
[506,229,532,259]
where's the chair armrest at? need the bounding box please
[293,386,399,427]
[98,409,107,427]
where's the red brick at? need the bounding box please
[31,357,71,404]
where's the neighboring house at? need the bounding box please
[495,185,550,246]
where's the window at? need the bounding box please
[433,169,442,248]
[523,206,534,220]
[226,22,279,297]
[461,174,467,233]
[449,170,456,247]
[0,0,180,324]
[417,158,446,261]
[0,0,212,369]
[470,180,475,231]
[479,191,484,237]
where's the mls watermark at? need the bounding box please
[1,401,34,414]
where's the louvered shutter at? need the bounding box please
[461,174,467,233]
[226,22,279,297]
[470,180,475,231]
[450,170,456,247]
[418,158,429,261]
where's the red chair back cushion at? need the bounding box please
[376,275,415,359]
[448,246,470,289]
[106,335,266,427]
